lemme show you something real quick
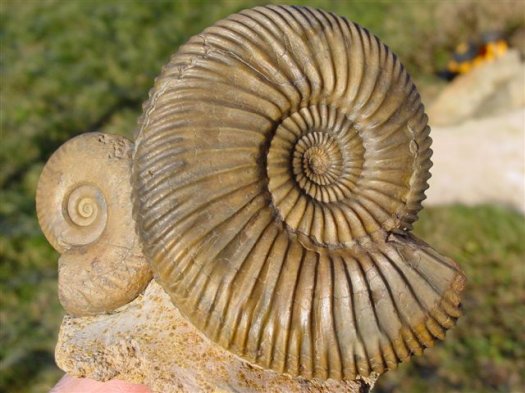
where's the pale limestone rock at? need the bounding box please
[56,281,378,393]
[425,108,525,212]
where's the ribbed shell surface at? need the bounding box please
[133,5,465,380]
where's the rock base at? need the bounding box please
[56,281,378,393]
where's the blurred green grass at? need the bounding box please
[1,1,524,392]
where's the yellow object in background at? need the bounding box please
[438,34,509,80]
[484,40,509,61]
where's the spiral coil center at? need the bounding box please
[304,147,330,176]
[63,184,108,246]
[75,197,98,225]
[267,105,365,245]
[293,132,344,190]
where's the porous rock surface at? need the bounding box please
[56,281,377,393]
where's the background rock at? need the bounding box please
[428,50,524,126]
[425,108,525,213]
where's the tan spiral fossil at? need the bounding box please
[36,132,152,316]
[131,5,466,381]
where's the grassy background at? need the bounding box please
[1,1,524,392]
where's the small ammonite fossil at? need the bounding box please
[37,4,465,383]
[36,133,152,316]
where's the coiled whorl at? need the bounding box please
[37,133,152,316]
[133,5,464,380]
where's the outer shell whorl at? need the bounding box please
[37,133,152,316]
[133,5,464,381]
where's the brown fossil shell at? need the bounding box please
[133,5,465,380]
[36,132,152,316]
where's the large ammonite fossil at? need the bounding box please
[37,5,465,383]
